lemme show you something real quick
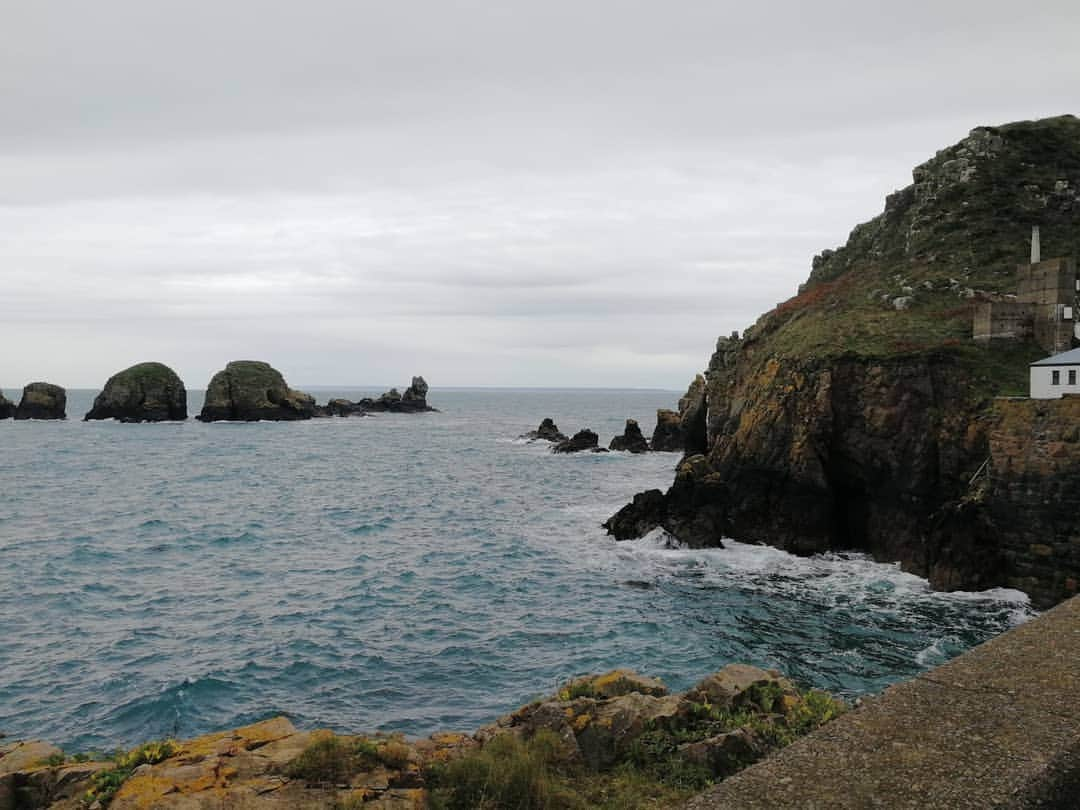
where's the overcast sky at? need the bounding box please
[1,1,1077,390]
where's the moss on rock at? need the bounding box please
[85,362,188,422]
[197,360,315,422]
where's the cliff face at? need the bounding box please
[609,115,1080,606]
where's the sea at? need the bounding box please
[0,387,1032,753]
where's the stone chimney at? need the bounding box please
[1031,225,1041,264]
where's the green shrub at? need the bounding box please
[85,740,177,807]
[426,730,582,810]
[285,736,357,784]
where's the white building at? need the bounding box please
[1030,347,1080,398]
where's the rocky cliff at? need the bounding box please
[608,115,1080,607]
[14,383,66,420]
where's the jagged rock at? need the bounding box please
[403,376,428,403]
[84,362,187,422]
[603,489,668,540]
[553,429,599,454]
[197,361,315,422]
[14,383,66,420]
[677,728,765,777]
[353,377,436,414]
[320,398,364,417]
[679,374,708,454]
[609,419,649,453]
[650,409,682,451]
[0,390,12,419]
[520,417,568,443]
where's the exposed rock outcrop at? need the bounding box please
[197,361,315,422]
[84,362,188,422]
[553,429,600,453]
[14,383,66,420]
[609,419,649,453]
[0,390,12,419]
[315,376,435,417]
[606,115,1080,606]
[650,409,682,451]
[520,417,568,442]
[0,665,843,809]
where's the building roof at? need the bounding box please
[1031,347,1080,366]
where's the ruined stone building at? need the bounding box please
[973,226,1078,354]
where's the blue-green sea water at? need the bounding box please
[0,388,1031,752]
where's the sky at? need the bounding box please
[1,1,1078,390]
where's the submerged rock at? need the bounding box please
[609,419,650,453]
[0,389,12,419]
[650,408,682,451]
[84,362,187,422]
[197,361,315,422]
[14,382,66,420]
[521,417,568,442]
[553,429,599,453]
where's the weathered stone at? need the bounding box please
[0,390,12,420]
[678,728,765,776]
[14,383,66,420]
[197,361,315,422]
[650,408,682,451]
[603,489,668,540]
[84,362,187,422]
[609,419,649,453]
[520,417,568,443]
[553,429,599,454]
[685,664,796,710]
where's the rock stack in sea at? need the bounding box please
[553,428,603,453]
[0,389,13,419]
[609,418,650,453]
[197,361,316,422]
[84,362,188,422]
[315,376,435,417]
[14,383,66,420]
[520,417,568,442]
[650,408,683,451]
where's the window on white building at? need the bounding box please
[1052,370,1061,385]
[1070,370,1077,385]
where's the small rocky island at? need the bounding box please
[316,376,435,417]
[197,361,316,422]
[84,362,187,422]
[0,665,843,809]
[0,390,13,419]
[13,383,66,420]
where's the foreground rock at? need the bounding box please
[0,665,843,809]
[197,361,315,422]
[520,417,568,442]
[14,383,66,420]
[84,362,187,422]
[553,428,601,453]
[314,376,436,417]
[609,419,649,453]
[0,390,12,419]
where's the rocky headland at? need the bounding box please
[14,383,67,420]
[607,114,1080,608]
[197,361,317,422]
[0,665,843,810]
[84,363,187,423]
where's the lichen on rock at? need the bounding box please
[14,382,66,420]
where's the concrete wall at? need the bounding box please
[973,301,1035,343]
[1031,365,1080,398]
[1016,257,1076,306]
[684,595,1080,809]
